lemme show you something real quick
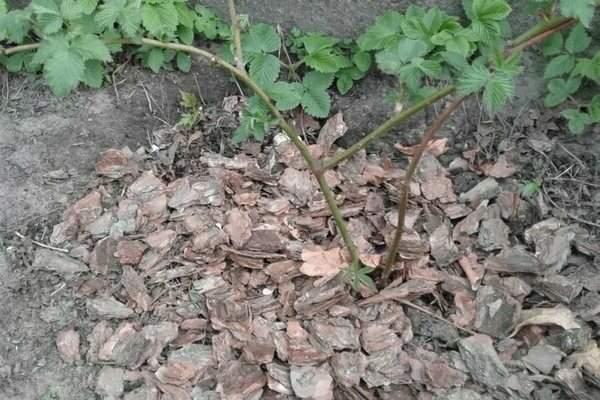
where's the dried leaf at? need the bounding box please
[481,155,517,178]
[395,138,448,156]
[300,246,344,278]
[511,305,580,337]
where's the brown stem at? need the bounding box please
[504,18,576,57]
[382,97,466,280]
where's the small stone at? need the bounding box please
[96,367,124,399]
[56,329,80,363]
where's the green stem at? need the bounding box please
[288,59,305,71]
[323,85,455,169]
[508,15,570,47]
[228,0,246,72]
[315,174,360,263]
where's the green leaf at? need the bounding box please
[302,34,337,53]
[588,95,600,122]
[175,2,196,29]
[177,25,194,45]
[544,77,581,107]
[5,54,24,72]
[400,64,423,92]
[541,32,563,56]
[336,74,354,94]
[0,9,32,43]
[176,52,191,72]
[141,1,178,38]
[543,54,575,79]
[302,71,335,90]
[60,0,84,21]
[472,0,512,20]
[249,53,280,85]
[559,0,595,28]
[95,0,141,37]
[565,24,591,54]
[80,0,98,15]
[146,48,164,73]
[82,59,104,88]
[44,48,85,96]
[180,91,197,109]
[471,18,501,42]
[352,51,372,73]
[483,73,514,114]
[242,23,280,55]
[357,11,403,51]
[415,59,443,78]
[264,81,303,110]
[440,51,469,71]
[301,86,330,118]
[0,0,7,15]
[304,49,342,73]
[31,0,60,16]
[457,64,491,94]
[375,38,429,75]
[561,108,592,134]
[71,34,111,61]
[522,178,542,197]
[31,35,70,65]
[573,54,600,83]
[37,13,63,34]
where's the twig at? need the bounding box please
[382,97,466,280]
[543,188,600,229]
[13,231,69,253]
[556,142,587,170]
[398,299,475,335]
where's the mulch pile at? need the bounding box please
[22,100,600,400]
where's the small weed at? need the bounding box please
[178,91,203,131]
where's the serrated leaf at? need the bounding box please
[180,91,197,109]
[561,108,591,134]
[336,74,353,94]
[44,48,84,96]
[522,179,542,197]
[176,52,191,72]
[146,48,164,73]
[544,77,581,107]
[416,59,443,78]
[541,32,563,56]
[440,51,469,70]
[5,54,24,72]
[80,0,98,15]
[304,49,342,73]
[352,51,372,73]
[543,54,575,79]
[357,11,403,51]
[95,0,141,37]
[71,34,111,61]
[457,64,491,94]
[375,38,429,75]
[141,1,178,38]
[573,54,600,83]
[0,9,32,43]
[31,0,60,16]
[37,13,63,34]
[588,95,600,122]
[302,70,335,90]
[400,64,423,92]
[559,0,595,28]
[472,0,512,20]
[177,25,194,45]
[60,0,83,20]
[301,86,331,118]
[82,59,104,88]
[264,81,302,110]
[565,24,591,54]
[471,18,501,42]
[242,23,280,55]
[483,72,514,114]
[249,53,280,85]
[302,34,337,54]
[31,35,70,65]
[175,2,196,29]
